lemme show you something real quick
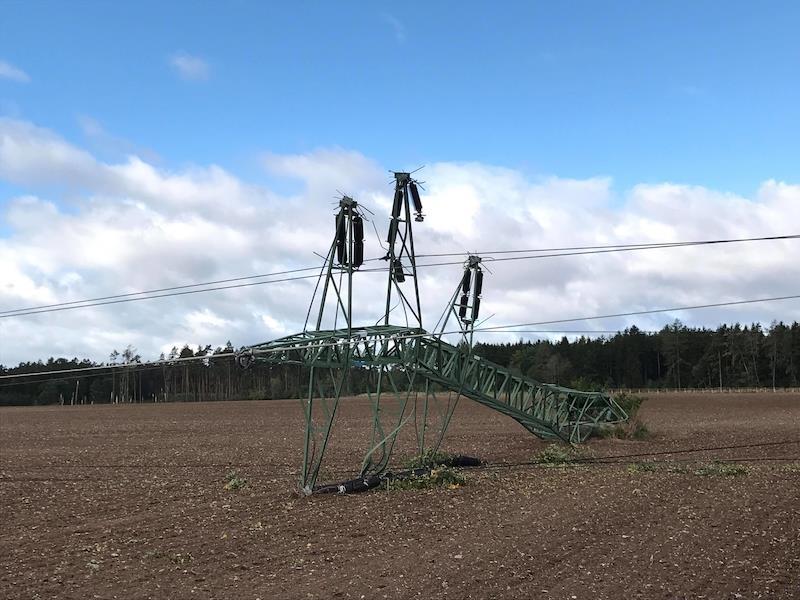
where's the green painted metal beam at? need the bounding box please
[245,324,628,444]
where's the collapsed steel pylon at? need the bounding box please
[239,173,628,493]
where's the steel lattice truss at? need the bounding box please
[239,172,630,493]
[243,325,628,491]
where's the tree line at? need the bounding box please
[1,321,798,406]
[475,320,800,390]
[0,342,296,407]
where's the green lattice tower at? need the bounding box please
[239,175,629,493]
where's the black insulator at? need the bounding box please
[352,216,364,268]
[393,258,405,283]
[471,297,481,323]
[387,219,398,245]
[474,270,483,297]
[335,213,346,264]
[391,187,403,219]
[353,240,363,268]
[335,212,346,241]
[460,270,471,294]
[458,294,468,320]
[353,215,364,241]
[409,181,423,213]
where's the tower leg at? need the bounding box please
[300,364,349,493]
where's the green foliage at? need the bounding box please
[665,464,692,474]
[385,467,466,491]
[595,424,622,439]
[594,393,648,439]
[629,460,748,476]
[597,418,650,440]
[612,392,645,418]
[627,461,658,473]
[405,449,454,469]
[631,420,650,440]
[480,321,800,390]
[223,470,248,491]
[532,444,580,465]
[4,320,800,407]
[693,461,749,477]
[569,376,603,392]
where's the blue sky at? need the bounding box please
[2,1,798,195]
[2,2,800,363]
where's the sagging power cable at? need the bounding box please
[415,233,800,259]
[1,292,797,385]
[1,234,796,320]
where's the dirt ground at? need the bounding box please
[1,392,798,599]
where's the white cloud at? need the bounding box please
[263,147,386,198]
[1,117,799,366]
[77,115,161,164]
[0,60,30,83]
[168,52,210,81]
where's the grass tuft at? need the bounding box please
[532,444,581,466]
[597,419,650,440]
[385,467,466,491]
[592,393,649,440]
[627,461,658,473]
[224,470,248,491]
[405,449,454,469]
[630,420,650,440]
[628,460,751,476]
[693,461,749,477]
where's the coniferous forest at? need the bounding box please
[1,321,799,406]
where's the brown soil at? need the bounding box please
[1,393,798,599]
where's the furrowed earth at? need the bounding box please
[1,392,798,599]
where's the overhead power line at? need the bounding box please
[477,329,659,334]
[0,328,634,386]
[2,233,797,320]
[415,233,800,258]
[0,351,223,382]
[1,293,796,385]
[473,294,800,332]
[0,264,329,316]
[482,438,800,470]
[2,438,798,472]
[0,272,326,319]
[414,234,800,268]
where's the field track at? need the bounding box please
[1,392,799,599]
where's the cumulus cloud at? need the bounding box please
[77,115,160,163]
[0,118,104,188]
[263,148,387,199]
[1,117,799,366]
[168,52,210,81]
[0,60,30,83]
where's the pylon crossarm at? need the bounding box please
[412,334,627,443]
[246,326,425,368]
[244,325,628,446]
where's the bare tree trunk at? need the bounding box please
[772,338,777,392]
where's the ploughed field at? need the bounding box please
[1,393,798,599]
